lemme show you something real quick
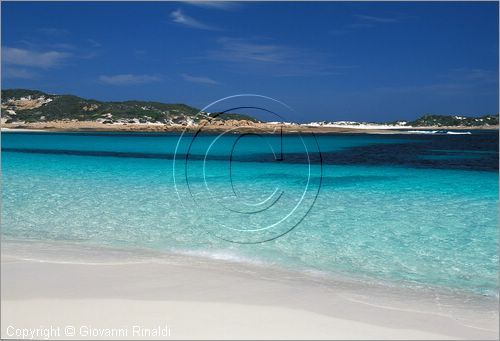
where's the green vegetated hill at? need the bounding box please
[1,89,498,127]
[407,114,498,127]
[0,89,258,124]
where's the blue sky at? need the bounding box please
[2,1,498,122]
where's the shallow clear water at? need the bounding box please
[1,131,498,296]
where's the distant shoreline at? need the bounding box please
[2,121,498,134]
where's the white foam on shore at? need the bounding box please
[406,130,439,134]
[446,131,472,135]
[1,127,48,132]
[405,130,472,135]
[3,238,498,301]
[303,123,407,129]
[172,248,267,266]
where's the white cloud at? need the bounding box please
[182,1,240,10]
[444,68,497,83]
[378,68,498,96]
[333,14,402,34]
[210,38,289,63]
[87,39,102,48]
[99,74,162,85]
[355,14,400,23]
[50,43,77,51]
[2,47,70,68]
[170,9,219,30]
[3,68,36,79]
[205,37,343,76]
[181,73,218,85]
[38,27,70,36]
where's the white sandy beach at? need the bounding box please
[1,240,498,340]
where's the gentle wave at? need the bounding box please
[446,131,472,135]
[406,130,472,135]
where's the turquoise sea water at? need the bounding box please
[1,131,498,297]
